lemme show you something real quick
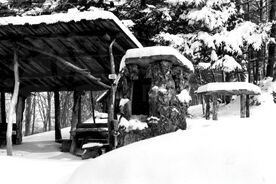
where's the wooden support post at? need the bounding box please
[54,91,62,142]
[6,48,20,156]
[108,38,117,150]
[246,95,250,118]
[201,94,205,115]
[15,96,25,145]
[70,91,82,154]
[205,95,210,120]
[1,93,6,124]
[240,94,246,118]
[212,94,218,120]
[129,81,134,116]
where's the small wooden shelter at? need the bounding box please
[0,10,142,153]
[197,82,261,120]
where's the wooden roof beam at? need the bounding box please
[17,42,110,89]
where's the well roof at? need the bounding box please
[196,82,261,95]
[0,10,142,93]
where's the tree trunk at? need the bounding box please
[6,48,20,156]
[47,92,52,131]
[267,0,276,78]
[31,95,36,134]
[25,96,32,136]
[54,91,62,142]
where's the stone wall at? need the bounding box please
[117,60,191,146]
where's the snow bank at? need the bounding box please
[0,156,81,184]
[122,46,194,72]
[119,117,148,132]
[67,113,276,184]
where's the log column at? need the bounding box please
[70,91,82,154]
[205,95,211,120]
[54,91,62,142]
[212,94,218,120]
[7,48,20,155]
[240,94,246,118]
[15,96,25,145]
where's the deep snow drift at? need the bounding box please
[66,79,276,184]
[1,79,276,184]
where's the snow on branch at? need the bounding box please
[211,55,242,72]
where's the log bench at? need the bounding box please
[71,123,109,153]
[81,142,108,159]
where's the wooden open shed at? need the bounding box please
[0,9,142,154]
[197,82,261,120]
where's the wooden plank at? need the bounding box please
[54,91,62,142]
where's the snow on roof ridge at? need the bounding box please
[122,46,194,72]
[0,9,143,48]
[197,82,261,95]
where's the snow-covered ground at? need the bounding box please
[1,79,276,184]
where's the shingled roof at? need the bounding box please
[0,9,142,93]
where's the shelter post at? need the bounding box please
[205,95,210,120]
[201,94,205,115]
[1,93,6,124]
[15,96,25,144]
[212,94,218,120]
[54,91,62,142]
[6,48,20,156]
[246,95,250,117]
[107,38,117,150]
[240,94,246,118]
[70,91,82,154]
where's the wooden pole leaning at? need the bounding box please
[6,47,20,156]
[108,38,117,150]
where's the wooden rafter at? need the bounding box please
[17,43,111,89]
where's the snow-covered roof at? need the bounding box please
[121,46,194,72]
[197,82,261,95]
[0,10,143,92]
[0,9,143,48]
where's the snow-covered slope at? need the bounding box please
[1,79,276,184]
[66,79,276,184]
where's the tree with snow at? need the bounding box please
[151,0,272,84]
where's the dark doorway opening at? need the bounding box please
[132,78,151,115]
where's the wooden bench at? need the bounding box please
[72,123,109,151]
[81,142,108,159]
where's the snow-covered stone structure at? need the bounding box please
[117,46,194,146]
